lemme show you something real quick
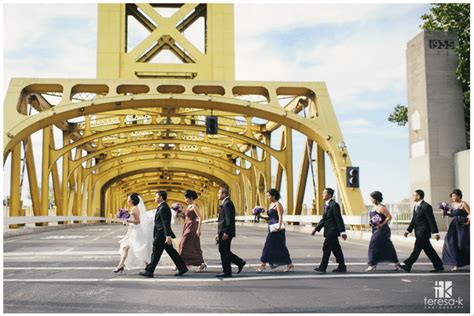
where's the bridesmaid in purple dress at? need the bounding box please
[441,189,470,271]
[365,191,400,272]
[256,189,294,273]
[178,190,207,272]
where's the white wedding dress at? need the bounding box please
[119,196,155,269]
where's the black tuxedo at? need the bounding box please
[217,197,245,275]
[145,201,187,275]
[404,200,443,269]
[218,197,236,237]
[153,201,176,239]
[315,199,346,271]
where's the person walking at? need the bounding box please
[312,188,347,273]
[215,187,246,278]
[399,189,444,273]
[139,190,188,278]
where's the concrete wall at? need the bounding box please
[454,149,470,203]
[407,31,467,230]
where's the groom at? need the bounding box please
[139,190,188,278]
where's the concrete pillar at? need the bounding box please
[407,31,467,230]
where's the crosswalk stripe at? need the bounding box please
[3,272,469,283]
[2,262,439,270]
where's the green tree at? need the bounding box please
[388,4,470,148]
[387,104,408,126]
[421,3,470,148]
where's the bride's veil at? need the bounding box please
[137,195,154,257]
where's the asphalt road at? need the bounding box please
[3,223,470,313]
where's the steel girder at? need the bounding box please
[4,78,365,226]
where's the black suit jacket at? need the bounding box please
[218,197,236,237]
[407,200,439,239]
[154,202,176,239]
[315,199,346,238]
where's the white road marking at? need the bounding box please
[3,272,469,283]
[2,262,447,270]
[4,251,119,256]
[401,279,412,283]
[40,235,89,240]
[85,229,112,231]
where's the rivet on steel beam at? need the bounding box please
[326,135,332,140]
[7,132,13,138]
[208,96,212,101]
[115,102,121,106]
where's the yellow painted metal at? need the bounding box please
[4,78,366,222]
[60,131,70,223]
[24,136,41,216]
[97,4,234,80]
[295,139,313,215]
[3,3,366,226]
[9,143,21,228]
[39,127,51,226]
[316,144,326,215]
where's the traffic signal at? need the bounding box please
[346,166,359,188]
[206,116,218,134]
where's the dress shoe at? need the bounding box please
[174,268,189,276]
[332,266,347,273]
[113,265,125,273]
[284,264,294,273]
[313,267,326,273]
[139,271,154,278]
[216,273,232,278]
[237,261,246,274]
[429,267,445,273]
[399,264,411,272]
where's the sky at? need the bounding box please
[2,3,433,209]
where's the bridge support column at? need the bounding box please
[9,143,21,228]
[39,127,51,226]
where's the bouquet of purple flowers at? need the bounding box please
[117,208,130,220]
[171,203,185,219]
[438,202,451,217]
[370,213,382,226]
[252,206,265,216]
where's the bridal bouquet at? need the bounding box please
[171,203,185,219]
[117,208,131,220]
[438,202,451,217]
[252,206,265,216]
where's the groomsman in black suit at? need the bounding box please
[215,187,246,278]
[139,190,188,278]
[399,189,444,273]
[312,188,347,273]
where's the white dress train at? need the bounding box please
[119,197,154,269]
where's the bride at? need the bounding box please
[113,193,154,273]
